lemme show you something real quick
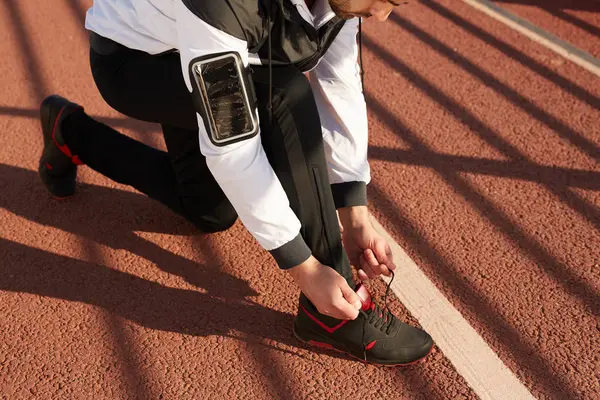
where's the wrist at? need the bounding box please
[288,255,319,282]
[338,206,370,230]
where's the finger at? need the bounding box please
[381,265,392,277]
[364,249,383,277]
[357,269,370,281]
[373,241,396,271]
[333,297,360,320]
[359,254,378,279]
[365,248,391,277]
[374,257,392,277]
[373,242,396,276]
[339,281,363,311]
[374,261,391,278]
[364,248,379,268]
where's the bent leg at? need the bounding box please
[60,37,236,231]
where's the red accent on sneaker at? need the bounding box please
[299,304,349,334]
[365,340,377,350]
[51,106,83,166]
[294,319,435,367]
[308,340,335,350]
[356,284,373,311]
[45,163,53,170]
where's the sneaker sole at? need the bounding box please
[292,321,434,367]
[38,162,77,198]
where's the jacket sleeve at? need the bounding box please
[174,2,311,269]
[308,18,370,209]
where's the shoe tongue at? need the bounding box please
[355,284,372,311]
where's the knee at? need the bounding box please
[185,205,238,234]
[197,215,237,233]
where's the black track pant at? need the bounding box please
[62,34,353,285]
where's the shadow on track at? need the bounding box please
[366,93,600,317]
[0,162,317,398]
[2,0,48,102]
[369,145,600,191]
[63,0,90,38]
[387,12,600,162]
[0,236,442,398]
[495,0,600,11]
[0,235,294,350]
[362,35,600,230]
[495,1,600,38]
[0,163,258,301]
[420,0,600,110]
[368,183,578,400]
[0,105,162,135]
[0,164,443,399]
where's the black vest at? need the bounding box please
[182,0,346,71]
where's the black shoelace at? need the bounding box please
[359,270,396,360]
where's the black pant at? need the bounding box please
[63,34,353,285]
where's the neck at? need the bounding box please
[305,0,316,10]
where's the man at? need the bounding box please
[38,0,433,365]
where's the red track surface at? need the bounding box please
[0,1,598,399]
[494,0,600,57]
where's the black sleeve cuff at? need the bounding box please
[269,233,312,270]
[330,181,367,208]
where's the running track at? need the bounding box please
[0,1,598,399]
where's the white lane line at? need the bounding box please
[370,215,535,400]
[461,0,600,78]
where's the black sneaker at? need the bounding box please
[39,95,84,198]
[293,280,433,366]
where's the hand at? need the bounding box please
[339,206,397,281]
[288,256,362,320]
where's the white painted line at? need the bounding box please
[370,215,535,400]
[461,0,600,78]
